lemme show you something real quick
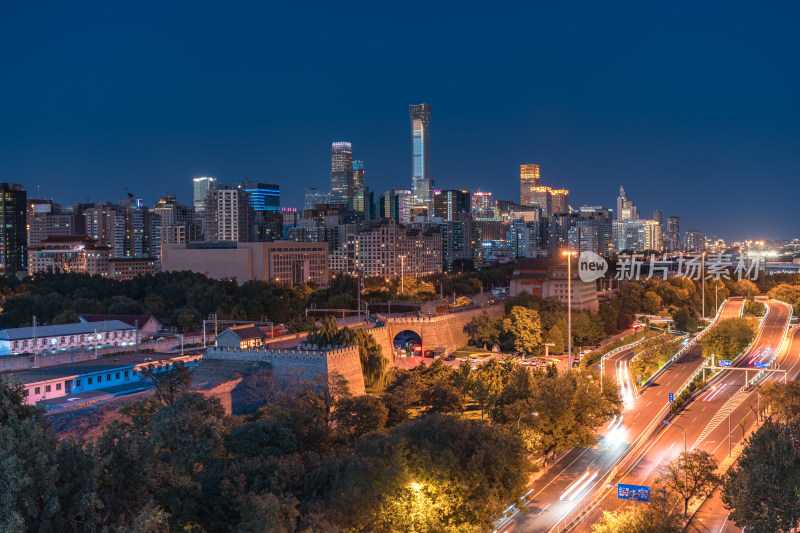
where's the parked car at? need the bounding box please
[445,354,456,361]
[538,360,548,367]
[572,360,580,368]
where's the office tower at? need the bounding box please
[653,210,663,225]
[410,104,433,205]
[204,185,253,242]
[684,230,706,252]
[153,195,197,254]
[576,206,613,256]
[528,186,553,217]
[433,190,470,221]
[616,185,638,221]
[85,202,127,257]
[442,215,482,271]
[551,189,570,214]
[304,187,329,210]
[329,142,355,204]
[118,195,160,259]
[347,187,375,221]
[665,216,680,252]
[237,182,280,211]
[353,160,365,192]
[471,191,498,220]
[281,207,300,239]
[0,183,27,275]
[378,189,413,224]
[519,164,540,205]
[613,219,662,252]
[27,199,75,248]
[193,177,217,216]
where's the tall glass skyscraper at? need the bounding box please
[520,164,540,205]
[353,160,365,192]
[237,182,280,211]
[193,177,217,215]
[410,104,432,205]
[329,142,354,204]
[0,183,27,275]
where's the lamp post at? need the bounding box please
[517,411,539,430]
[399,255,406,295]
[701,251,706,321]
[562,250,577,369]
[663,419,688,516]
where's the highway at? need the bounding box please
[570,300,792,532]
[496,298,744,533]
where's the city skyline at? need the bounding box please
[1,2,798,240]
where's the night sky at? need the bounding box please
[2,1,798,240]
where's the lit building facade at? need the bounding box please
[27,200,75,248]
[204,186,253,242]
[410,104,433,206]
[0,183,27,276]
[685,230,706,252]
[28,235,111,276]
[353,160,365,192]
[238,182,280,211]
[551,189,570,214]
[471,191,498,220]
[329,219,442,277]
[433,190,470,221]
[329,142,355,205]
[520,164,541,206]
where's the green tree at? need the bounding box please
[768,283,800,314]
[702,318,756,361]
[721,419,800,533]
[142,361,194,404]
[421,380,465,414]
[466,311,502,348]
[545,324,565,355]
[671,305,698,332]
[502,306,543,354]
[333,414,535,532]
[470,359,504,421]
[656,450,720,517]
[333,395,389,441]
[760,381,800,422]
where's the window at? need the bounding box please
[56,383,61,391]
[115,372,120,379]
[45,385,51,392]
[23,389,29,397]
[35,387,40,395]
[76,379,81,387]
[107,374,111,381]
[124,370,129,378]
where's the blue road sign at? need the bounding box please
[638,376,642,383]
[719,360,731,367]
[754,361,769,369]
[617,483,650,502]
[669,393,674,402]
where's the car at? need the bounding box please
[538,360,548,367]
[595,343,602,348]
[572,360,580,368]
[445,354,456,361]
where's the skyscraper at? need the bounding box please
[471,191,498,220]
[616,185,638,221]
[204,185,253,242]
[329,142,355,204]
[653,210,663,225]
[410,104,433,205]
[433,190,470,221]
[551,189,570,214]
[193,177,217,215]
[0,183,27,275]
[667,216,681,252]
[304,188,329,210]
[528,186,553,217]
[237,182,280,211]
[520,164,540,205]
[685,230,705,252]
[353,160,365,192]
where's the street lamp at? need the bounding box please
[399,254,406,295]
[663,419,688,516]
[517,411,539,430]
[562,250,577,369]
[701,251,707,321]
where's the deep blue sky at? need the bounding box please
[2,1,798,240]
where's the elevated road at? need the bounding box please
[497,298,744,533]
[570,300,792,532]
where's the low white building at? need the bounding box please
[0,320,137,356]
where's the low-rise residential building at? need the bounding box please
[216,325,271,350]
[162,241,329,286]
[8,352,202,406]
[0,320,137,356]
[78,314,163,335]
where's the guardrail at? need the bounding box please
[748,301,793,387]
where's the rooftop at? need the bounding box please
[0,320,136,341]
[3,352,199,385]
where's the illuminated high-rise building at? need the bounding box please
[616,185,638,221]
[193,177,217,215]
[520,164,540,205]
[667,216,681,252]
[304,187,329,210]
[433,190,470,222]
[0,183,27,275]
[329,142,355,204]
[528,186,553,217]
[237,182,280,211]
[353,160,365,192]
[410,104,433,205]
[551,189,570,214]
[471,191,498,220]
